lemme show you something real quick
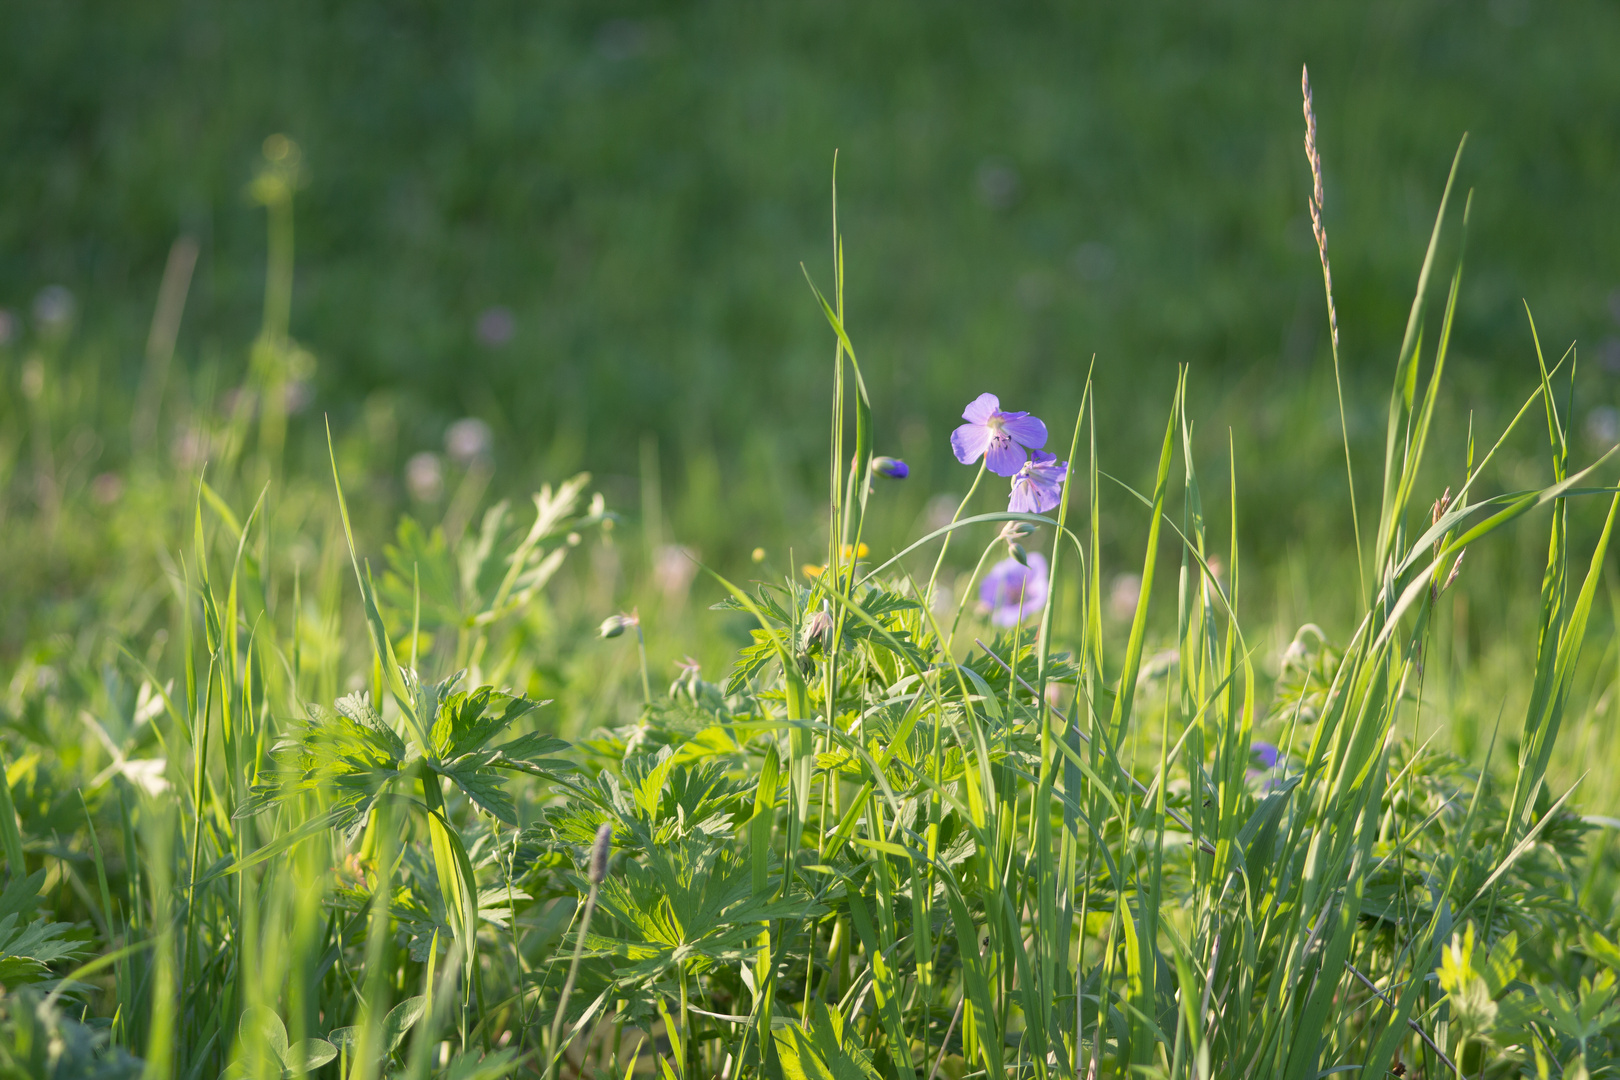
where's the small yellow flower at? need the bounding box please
[803,544,868,579]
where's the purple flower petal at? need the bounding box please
[1008,452,1068,512]
[980,552,1049,626]
[1251,741,1280,770]
[984,434,1026,477]
[872,456,908,479]
[1008,483,1042,514]
[951,423,992,465]
[962,393,1000,425]
[999,413,1048,450]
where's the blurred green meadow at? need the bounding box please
[8,4,1620,1077]
[7,0,1620,773]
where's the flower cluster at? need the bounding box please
[942,393,1069,626]
[951,392,1068,513]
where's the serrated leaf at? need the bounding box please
[437,762,518,826]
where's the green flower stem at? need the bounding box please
[544,882,600,1080]
[925,460,987,608]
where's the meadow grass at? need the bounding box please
[9,122,1620,1080]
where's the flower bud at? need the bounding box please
[802,605,833,648]
[1007,541,1028,566]
[872,456,909,479]
[599,613,637,639]
[589,822,613,884]
[999,520,1036,542]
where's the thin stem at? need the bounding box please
[635,620,652,707]
[947,541,1001,654]
[926,461,988,607]
[544,882,600,1080]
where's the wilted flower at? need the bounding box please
[405,452,444,502]
[871,456,909,479]
[445,418,493,466]
[950,393,1048,477]
[979,552,1049,627]
[1008,450,1068,514]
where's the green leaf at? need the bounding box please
[281,1038,337,1074]
[382,994,426,1053]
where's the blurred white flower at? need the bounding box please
[33,285,75,332]
[20,358,44,400]
[171,424,210,469]
[596,18,650,60]
[134,680,169,726]
[653,544,699,603]
[1109,572,1142,621]
[1586,406,1619,449]
[445,417,493,465]
[91,472,124,505]
[406,451,444,502]
[925,493,961,533]
[1072,241,1117,282]
[976,158,1021,211]
[114,758,171,797]
[476,306,515,347]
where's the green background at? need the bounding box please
[5,0,1620,536]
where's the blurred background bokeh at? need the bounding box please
[9,1,1620,484]
[6,0,1620,733]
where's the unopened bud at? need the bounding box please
[589,822,612,884]
[751,547,766,563]
[872,456,909,479]
[999,520,1036,542]
[1008,542,1028,566]
[802,605,833,648]
[599,613,638,639]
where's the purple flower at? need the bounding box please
[1008,451,1068,513]
[1250,742,1280,770]
[872,456,909,479]
[979,552,1049,627]
[950,393,1048,477]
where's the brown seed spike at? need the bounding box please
[1301,64,1340,354]
[590,822,613,884]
